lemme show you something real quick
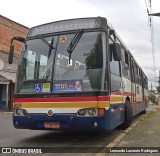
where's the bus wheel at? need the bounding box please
[141,100,148,114]
[141,109,147,114]
[120,101,133,130]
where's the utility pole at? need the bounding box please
[148,0,156,83]
[156,71,160,87]
[147,0,160,96]
[159,71,160,87]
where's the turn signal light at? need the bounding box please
[98,108,105,116]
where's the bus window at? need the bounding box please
[121,48,130,79]
[39,55,48,79]
[109,39,121,91]
[25,50,36,80]
[139,69,142,86]
[53,32,104,91]
[134,63,138,84]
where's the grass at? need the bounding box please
[143,111,155,120]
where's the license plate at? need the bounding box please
[44,122,60,129]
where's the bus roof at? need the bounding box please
[27,17,107,37]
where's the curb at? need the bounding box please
[95,111,153,156]
[0,112,13,115]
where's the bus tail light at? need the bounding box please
[98,108,105,116]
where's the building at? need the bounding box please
[0,15,28,110]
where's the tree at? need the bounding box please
[148,93,156,103]
[156,86,160,94]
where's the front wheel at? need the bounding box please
[119,101,133,130]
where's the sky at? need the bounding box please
[1,0,160,90]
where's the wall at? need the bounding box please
[0,15,29,56]
[0,15,29,110]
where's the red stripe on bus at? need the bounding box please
[124,92,136,96]
[98,96,110,101]
[111,91,121,95]
[111,91,135,96]
[14,96,110,103]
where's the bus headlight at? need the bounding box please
[88,108,96,116]
[77,108,98,116]
[78,109,86,116]
[16,109,28,115]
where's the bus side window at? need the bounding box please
[139,69,143,86]
[134,63,138,84]
[109,39,121,91]
[121,48,130,79]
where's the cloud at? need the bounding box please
[1,0,160,87]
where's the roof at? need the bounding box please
[0,74,9,84]
[0,15,29,29]
[0,71,16,84]
[0,74,8,81]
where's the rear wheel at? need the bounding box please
[141,101,147,114]
[141,109,147,114]
[120,101,133,130]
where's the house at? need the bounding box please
[0,15,28,110]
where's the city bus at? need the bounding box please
[9,17,148,131]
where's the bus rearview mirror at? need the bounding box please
[112,43,121,61]
[8,45,14,64]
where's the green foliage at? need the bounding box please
[148,93,156,103]
[155,99,159,105]
[156,86,160,93]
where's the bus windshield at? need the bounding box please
[16,31,104,93]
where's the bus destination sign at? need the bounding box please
[27,17,106,37]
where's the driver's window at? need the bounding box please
[26,50,36,80]
[39,55,48,79]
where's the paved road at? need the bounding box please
[0,104,155,155]
[0,114,123,156]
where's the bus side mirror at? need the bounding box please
[8,45,14,64]
[112,43,121,61]
[8,36,25,64]
[109,44,113,62]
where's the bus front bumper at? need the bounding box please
[12,113,109,131]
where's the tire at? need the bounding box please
[141,100,148,114]
[119,101,133,130]
[141,109,147,114]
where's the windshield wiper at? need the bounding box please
[36,34,55,58]
[67,29,84,64]
[36,34,55,48]
[48,36,55,58]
